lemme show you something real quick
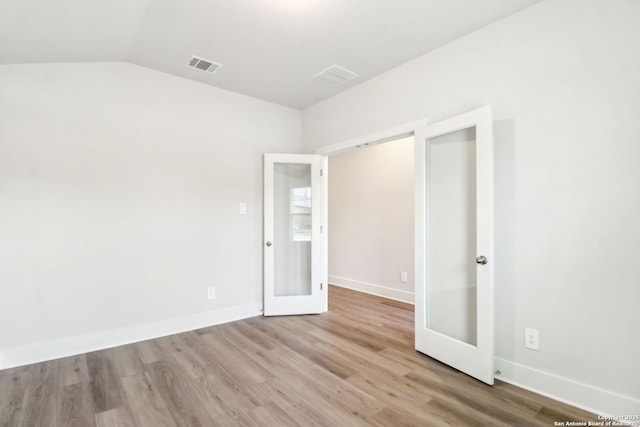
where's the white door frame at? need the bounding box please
[314,119,428,313]
[314,119,429,157]
[314,110,494,385]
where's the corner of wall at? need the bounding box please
[495,358,640,416]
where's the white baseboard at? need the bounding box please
[495,357,640,418]
[0,302,262,370]
[329,275,414,304]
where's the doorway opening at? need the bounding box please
[316,119,427,311]
[325,136,415,306]
[314,106,494,385]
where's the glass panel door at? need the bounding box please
[414,106,494,385]
[264,154,324,315]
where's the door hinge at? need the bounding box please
[320,283,323,290]
[320,169,323,177]
[320,226,323,233]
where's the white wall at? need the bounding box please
[328,137,414,303]
[0,62,301,367]
[303,0,640,415]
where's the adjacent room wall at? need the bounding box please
[303,0,640,415]
[0,62,301,367]
[328,137,414,303]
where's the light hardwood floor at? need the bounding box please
[1,285,599,426]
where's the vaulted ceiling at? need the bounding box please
[0,0,541,108]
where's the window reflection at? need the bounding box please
[291,187,311,241]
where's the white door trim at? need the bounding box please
[314,119,430,314]
[314,119,429,156]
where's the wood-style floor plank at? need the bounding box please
[132,339,165,365]
[57,355,89,387]
[197,372,257,425]
[86,351,125,414]
[246,402,299,427]
[94,406,137,427]
[120,372,176,427]
[59,382,96,427]
[18,361,60,427]
[0,365,30,426]
[146,360,219,427]
[1,285,601,426]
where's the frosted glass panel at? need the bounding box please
[274,163,312,296]
[427,127,477,346]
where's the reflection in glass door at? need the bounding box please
[427,127,478,346]
[273,163,312,297]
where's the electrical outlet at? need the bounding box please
[400,272,407,283]
[525,328,539,350]
[207,287,215,300]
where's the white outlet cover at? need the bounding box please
[525,328,539,350]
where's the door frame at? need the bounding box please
[314,110,494,384]
[314,119,428,311]
[314,119,429,157]
[315,119,428,309]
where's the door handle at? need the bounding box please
[266,241,272,247]
[476,255,487,265]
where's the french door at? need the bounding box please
[414,106,495,384]
[263,154,326,316]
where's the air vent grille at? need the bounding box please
[186,55,222,74]
[314,65,358,86]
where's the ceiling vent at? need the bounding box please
[186,55,222,75]
[313,65,358,86]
